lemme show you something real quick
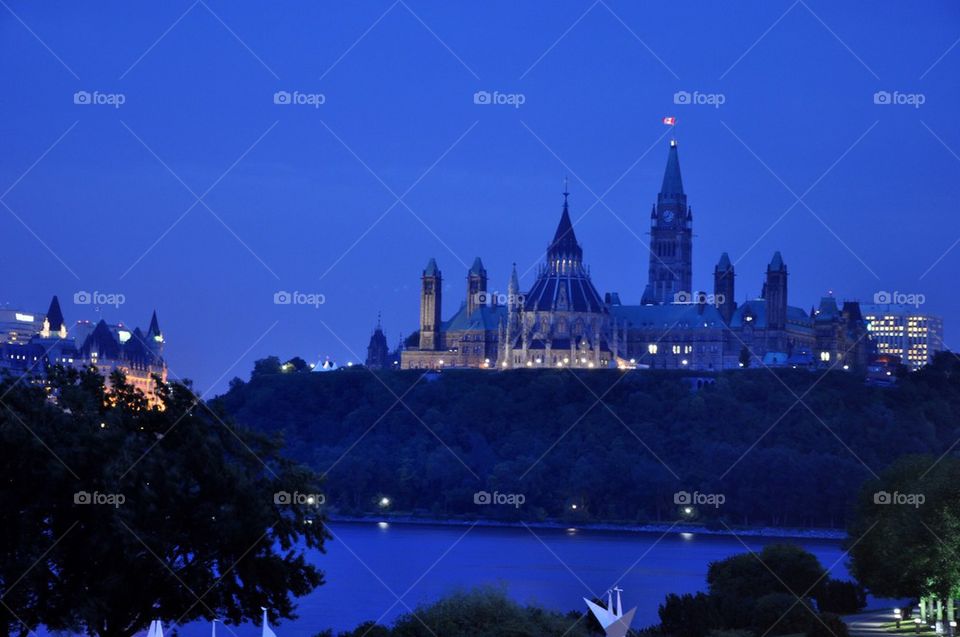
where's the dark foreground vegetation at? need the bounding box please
[218,353,960,528]
[0,368,326,637]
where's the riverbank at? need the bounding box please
[327,514,848,540]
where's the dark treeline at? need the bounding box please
[216,353,960,528]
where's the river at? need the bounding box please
[199,520,855,636]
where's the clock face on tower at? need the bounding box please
[662,209,675,223]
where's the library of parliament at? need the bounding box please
[368,140,871,372]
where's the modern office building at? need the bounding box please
[861,304,944,370]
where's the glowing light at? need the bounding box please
[377,521,389,529]
[14,313,34,322]
[379,497,391,508]
[683,506,693,515]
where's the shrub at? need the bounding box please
[816,579,866,614]
[808,612,850,637]
[659,592,722,637]
[751,593,811,636]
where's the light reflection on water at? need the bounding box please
[93,521,854,637]
[268,521,848,635]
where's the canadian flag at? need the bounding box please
[662,117,676,126]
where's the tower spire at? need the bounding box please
[660,140,684,196]
[548,185,581,268]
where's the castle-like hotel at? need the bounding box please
[389,141,874,372]
[0,296,167,399]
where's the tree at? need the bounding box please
[252,356,283,378]
[0,367,328,637]
[708,543,826,602]
[284,357,311,373]
[0,380,75,637]
[706,544,826,629]
[848,454,960,603]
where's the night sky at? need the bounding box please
[2,1,958,394]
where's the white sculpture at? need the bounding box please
[584,586,636,637]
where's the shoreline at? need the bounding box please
[327,514,848,541]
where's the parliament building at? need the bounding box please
[389,141,871,372]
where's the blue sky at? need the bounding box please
[1,1,958,393]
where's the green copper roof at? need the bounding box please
[469,257,485,276]
[716,252,732,271]
[442,303,507,332]
[816,296,840,320]
[611,302,725,328]
[424,258,439,276]
[768,251,785,271]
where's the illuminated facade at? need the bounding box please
[399,141,873,372]
[861,304,944,370]
[0,296,168,401]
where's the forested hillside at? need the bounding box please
[213,354,960,528]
